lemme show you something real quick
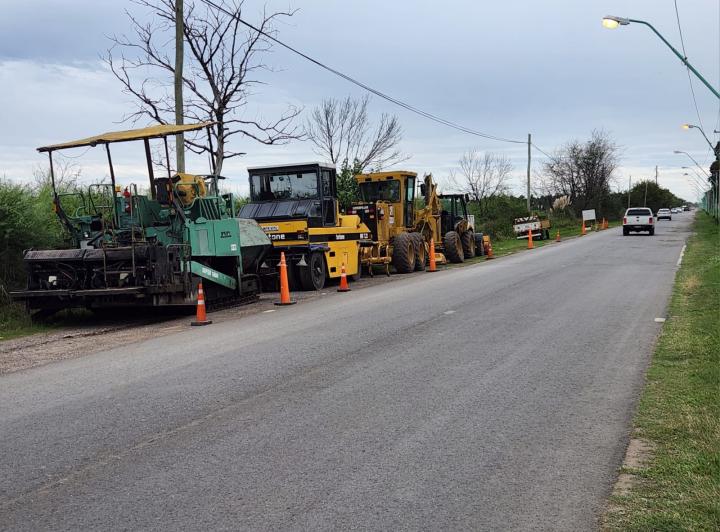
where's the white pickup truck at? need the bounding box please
[623,207,654,236]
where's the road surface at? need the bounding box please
[0,215,693,531]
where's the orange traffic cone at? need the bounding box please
[604,218,609,230]
[275,252,296,305]
[555,230,561,242]
[527,229,534,249]
[191,281,212,326]
[581,222,587,236]
[485,238,495,260]
[428,238,437,272]
[337,263,351,292]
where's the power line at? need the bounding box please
[674,0,706,134]
[530,143,555,159]
[198,0,526,145]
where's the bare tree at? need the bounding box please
[107,0,302,175]
[449,149,513,209]
[542,129,620,212]
[305,95,405,171]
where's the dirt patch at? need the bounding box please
[682,274,700,293]
[612,438,656,496]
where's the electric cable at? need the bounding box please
[198,0,525,144]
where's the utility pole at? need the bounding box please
[627,175,632,208]
[655,165,658,185]
[175,0,185,173]
[526,133,531,212]
[644,180,648,206]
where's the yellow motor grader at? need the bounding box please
[350,171,483,274]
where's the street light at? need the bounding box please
[601,16,629,29]
[602,15,720,100]
[681,124,716,153]
[673,150,710,177]
[682,166,710,185]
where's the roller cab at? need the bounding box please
[239,163,371,290]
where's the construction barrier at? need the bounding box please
[275,252,296,306]
[337,263,351,292]
[191,282,212,326]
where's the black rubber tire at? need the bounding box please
[350,251,362,281]
[649,228,655,236]
[623,227,629,236]
[410,233,427,271]
[298,251,326,290]
[460,230,475,258]
[392,232,416,273]
[474,234,484,256]
[444,231,464,263]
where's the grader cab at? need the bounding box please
[351,171,483,275]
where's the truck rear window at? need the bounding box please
[627,209,652,216]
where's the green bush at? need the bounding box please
[0,179,66,295]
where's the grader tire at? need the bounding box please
[460,230,476,258]
[392,232,416,273]
[410,233,427,271]
[444,231,464,263]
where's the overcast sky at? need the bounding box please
[1,0,718,201]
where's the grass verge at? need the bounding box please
[603,212,720,530]
[0,301,56,341]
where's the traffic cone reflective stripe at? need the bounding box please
[337,263,351,292]
[428,238,437,272]
[555,230,561,242]
[527,229,534,249]
[275,252,296,306]
[191,281,212,326]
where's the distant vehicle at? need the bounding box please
[623,207,654,236]
[671,207,680,214]
[657,208,672,221]
[682,205,690,211]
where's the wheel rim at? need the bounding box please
[311,254,324,288]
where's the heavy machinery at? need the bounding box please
[238,162,372,290]
[10,123,271,312]
[351,171,483,274]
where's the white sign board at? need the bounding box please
[582,209,596,222]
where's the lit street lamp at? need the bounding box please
[681,124,718,154]
[602,15,720,100]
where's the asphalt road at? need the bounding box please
[0,214,693,531]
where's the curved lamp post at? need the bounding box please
[602,15,720,100]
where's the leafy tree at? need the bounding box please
[627,180,685,214]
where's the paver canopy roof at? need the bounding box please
[37,122,213,152]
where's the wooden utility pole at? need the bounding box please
[655,165,658,185]
[526,133,531,212]
[175,0,185,173]
[627,175,632,208]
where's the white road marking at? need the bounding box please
[444,310,456,315]
[654,317,666,323]
[677,244,686,267]
[263,309,276,314]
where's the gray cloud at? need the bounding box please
[1,0,718,202]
